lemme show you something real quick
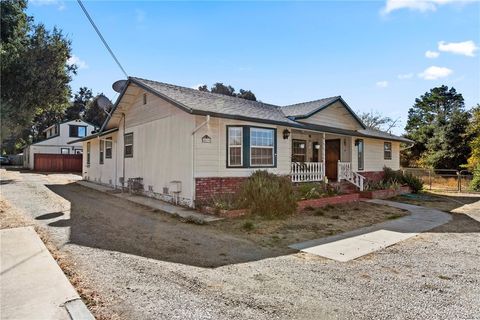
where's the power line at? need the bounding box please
[76,0,128,78]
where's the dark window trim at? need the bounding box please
[357,139,364,171]
[69,125,87,138]
[60,147,70,154]
[384,142,392,160]
[292,139,307,162]
[105,137,113,159]
[226,126,243,167]
[99,139,104,165]
[124,132,133,158]
[226,125,277,169]
[86,142,91,166]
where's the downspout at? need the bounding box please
[122,113,126,191]
[191,115,210,208]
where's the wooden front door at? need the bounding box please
[325,139,341,180]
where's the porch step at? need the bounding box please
[329,181,359,194]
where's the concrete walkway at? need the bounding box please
[0,227,93,320]
[76,180,222,223]
[289,199,452,262]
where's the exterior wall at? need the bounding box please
[195,177,247,203]
[298,101,362,130]
[83,92,195,206]
[351,138,401,173]
[193,116,291,178]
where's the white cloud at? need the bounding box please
[418,66,453,80]
[192,84,207,90]
[376,80,389,88]
[438,40,478,57]
[67,55,88,70]
[381,0,472,15]
[30,0,66,10]
[397,73,414,79]
[425,50,440,58]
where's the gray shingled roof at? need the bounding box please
[104,77,413,144]
[280,96,341,117]
[131,77,297,125]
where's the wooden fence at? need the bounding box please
[34,154,82,172]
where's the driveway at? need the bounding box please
[1,169,479,320]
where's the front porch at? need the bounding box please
[289,129,365,190]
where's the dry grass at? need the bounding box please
[391,192,480,213]
[210,202,409,248]
[0,199,117,320]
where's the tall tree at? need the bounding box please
[84,95,112,128]
[0,0,75,153]
[210,83,236,96]
[358,110,398,131]
[403,86,470,169]
[466,105,480,171]
[197,83,257,101]
[64,87,93,121]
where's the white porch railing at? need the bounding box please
[291,162,324,183]
[338,161,365,191]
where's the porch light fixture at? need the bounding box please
[299,143,305,149]
[314,143,320,150]
[282,129,290,140]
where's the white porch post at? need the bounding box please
[322,132,326,181]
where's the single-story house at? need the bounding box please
[24,119,96,170]
[70,77,412,207]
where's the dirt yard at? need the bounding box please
[210,202,408,248]
[2,169,479,320]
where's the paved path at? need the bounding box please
[76,180,222,223]
[0,227,93,320]
[289,199,452,262]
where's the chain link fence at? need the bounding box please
[402,168,475,192]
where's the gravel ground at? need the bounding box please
[1,169,479,320]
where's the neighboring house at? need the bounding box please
[24,119,96,170]
[70,77,412,207]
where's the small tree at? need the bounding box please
[358,110,398,131]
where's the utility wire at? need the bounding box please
[76,0,128,78]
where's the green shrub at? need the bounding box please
[239,170,297,217]
[401,172,423,193]
[242,221,255,231]
[295,182,338,200]
[469,165,480,191]
[381,166,423,193]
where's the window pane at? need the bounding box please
[229,147,242,166]
[228,127,242,145]
[251,128,273,147]
[251,148,273,165]
[292,140,306,162]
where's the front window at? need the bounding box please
[105,138,112,159]
[384,142,392,160]
[60,148,70,154]
[227,127,243,166]
[250,128,274,166]
[357,139,364,171]
[69,125,87,138]
[124,133,133,157]
[292,139,307,162]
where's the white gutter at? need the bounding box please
[191,115,210,208]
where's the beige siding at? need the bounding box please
[351,138,400,172]
[194,116,291,178]
[298,101,362,130]
[83,92,195,205]
[82,132,118,186]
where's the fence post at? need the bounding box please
[457,171,461,192]
[429,169,432,190]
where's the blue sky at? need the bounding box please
[28,0,479,134]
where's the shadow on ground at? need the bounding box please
[45,183,292,268]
